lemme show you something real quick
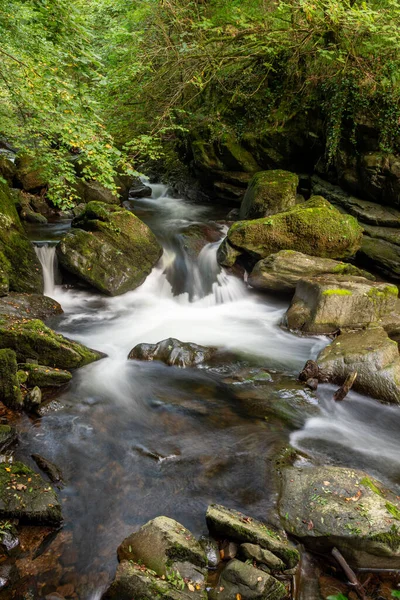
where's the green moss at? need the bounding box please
[322,289,353,296]
[0,348,23,409]
[19,363,72,387]
[360,476,384,496]
[386,502,400,521]
[370,526,400,551]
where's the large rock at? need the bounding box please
[0,293,62,320]
[239,170,299,220]
[317,327,400,404]
[14,155,47,192]
[223,197,362,267]
[0,182,43,294]
[0,316,104,369]
[128,338,218,368]
[279,467,400,568]
[206,504,299,569]
[285,276,399,334]
[72,179,120,205]
[104,560,207,600]
[208,559,286,600]
[0,349,23,410]
[248,251,373,294]
[57,202,162,295]
[359,233,400,281]
[0,462,62,525]
[118,516,207,582]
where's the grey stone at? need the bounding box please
[208,559,286,600]
[240,543,285,571]
[128,338,218,368]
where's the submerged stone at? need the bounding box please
[284,275,399,334]
[225,197,362,265]
[279,466,400,568]
[248,250,373,294]
[206,504,299,569]
[0,462,62,525]
[128,338,218,368]
[56,201,162,295]
[317,327,400,404]
[239,170,299,220]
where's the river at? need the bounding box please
[16,182,400,599]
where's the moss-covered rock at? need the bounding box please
[248,250,373,294]
[317,327,400,404]
[206,504,299,569]
[208,559,286,600]
[284,275,399,334]
[279,466,400,568]
[216,237,243,268]
[14,154,47,192]
[0,316,104,369]
[118,516,207,580]
[56,201,162,295]
[0,293,62,320]
[0,425,17,452]
[240,170,299,220]
[0,182,43,294]
[0,462,61,526]
[0,154,16,185]
[72,178,120,205]
[18,364,72,388]
[0,349,23,410]
[225,197,362,265]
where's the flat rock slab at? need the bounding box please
[208,559,286,600]
[285,275,399,334]
[206,504,299,569]
[312,176,400,226]
[279,467,400,568]
[248,250,373,294]
[104,561,207,600]
[317,327,400,404]
[0,462,61,526]
[0,293,62,320]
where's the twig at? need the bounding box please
[333,371,357,401]
[331,547,366,600]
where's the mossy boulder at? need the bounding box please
[18,364,72,388]
[208,559,286,600]
[0,425,17,452]
[240,170,299,220]
[0,182,43,294]
[279,466,400,568]
[285,276,399,335]
[56,201,162,295]
[118,516,207,581]
[104,560,207,600]
[128,338,218,368]
[0,316,104,369]
[14,154,47,192]
[0,293,62,320]
[0,462,61,526]
[248,250,373,294]
[72,178,120,205]
[206,504,299,569]
[224,197,363,265]
[317,327,400,404]
[0,349,23,410]
[216,237,243,268]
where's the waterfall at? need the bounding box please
[34,243,58,296]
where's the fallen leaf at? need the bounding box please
[220,549,225,559]
[187,583,195,592]
[345,490,362,502]
[236,594,242,600]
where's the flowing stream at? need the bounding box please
[22,184,400,598]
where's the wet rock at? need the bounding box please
[0,424,17,452]
[57,202,162,296]
[285,276,399,335]
[199,535,220,569]
[240,170,299,220]
[224,197,363,267]
[19,364,72,388]
[128,338,218,368]
[0,461,62,525]
[220,540,238,560]
[0,293,62,320]
[179,223,222,260]
[118,516,207,582]
[72,178,120,205]
[317,327,400,404]
[239,543,285,571]
[279,466,400,568]
[128,178,152,198]
[208,559,286,600]
[206,504,299,569]
[32,454,64,487]
[0,348,23,410]
[299,360,319,382]
[216,237,242,268]
[0,316,104,369]
[248,250,373,294]
[0,562,19,590]
[0,181,43,294]
[25,386,42,408]
[103,560,207,600]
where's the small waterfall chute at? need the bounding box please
[34,243,58,296]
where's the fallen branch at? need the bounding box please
[333,371,357,401]
[331,547,366,600]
